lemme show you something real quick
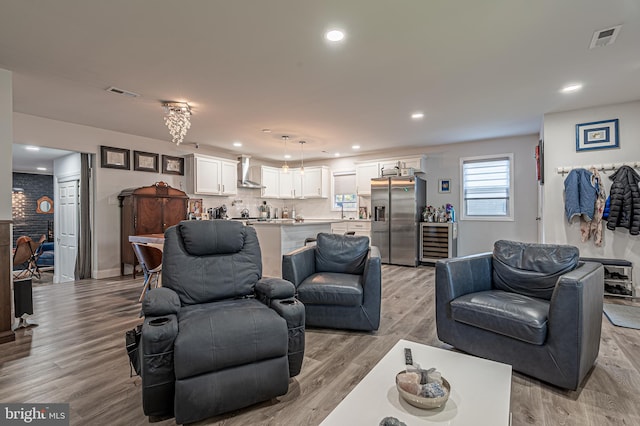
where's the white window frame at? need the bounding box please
[331,170,358,212]
[459,153,514,221]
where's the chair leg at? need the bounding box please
[138,277,151,303]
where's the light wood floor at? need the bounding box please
[1,265,639,425]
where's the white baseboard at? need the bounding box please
[95,268,121,279]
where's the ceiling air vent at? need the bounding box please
[106,86,140,98]
[589,25,622,49]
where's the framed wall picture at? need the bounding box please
[576,119,619,151]
[188,198,203,218]
[438,178,451,193]
[100,146,130,170]
[133,151,159,173]
[162,155,185,175]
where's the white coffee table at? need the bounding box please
[320,339,512,425]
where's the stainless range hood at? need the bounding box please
[237,155,264,189]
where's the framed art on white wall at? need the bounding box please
[576,119,619,151]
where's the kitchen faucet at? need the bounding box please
[341,203,345,219]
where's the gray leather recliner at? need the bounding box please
[436,240,604,390]
[282,233,381,331]
[139,220,305,424]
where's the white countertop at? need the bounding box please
[249,219,340,226]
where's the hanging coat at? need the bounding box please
[564,168,597,222]
[606,165,640,235]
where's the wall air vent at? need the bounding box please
[106,86,140,98]
[589,25,622,49]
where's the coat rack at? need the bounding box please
[555,161,640,176]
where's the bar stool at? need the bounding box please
[131,242,163,302]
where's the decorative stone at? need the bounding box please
[380,416,407,426]
[419,382,447,398]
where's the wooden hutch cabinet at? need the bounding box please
[118,182,188,276]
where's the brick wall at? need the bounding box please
[12,173,54,246]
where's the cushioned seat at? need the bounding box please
[450,290,550,345]
[298,273,363,306]
[175,298,288,379]
[139,220,305,424]
[436,240,604,390]
[283,233,381,331]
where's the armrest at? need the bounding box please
[142,287,181,317]
[255,277,296,306]
[282,245,316,287]
[362,246,381,303]
[435,253,493,303]
[548,261,604,335]
[547,261,604,384]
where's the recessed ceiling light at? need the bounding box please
[36,167,47,171]
[284,154,291,159]
[325,29,345,42]
[233,142,242,147]
[262,129,272,133]
[334,153,341,157]
[352,145,360,150]
[411,112,425,120]
[25,146,40,151]
[560,83,583,93]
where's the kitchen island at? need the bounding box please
[249,220,336,277]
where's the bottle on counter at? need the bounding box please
[291,206,296,219]
[282,206,289,219]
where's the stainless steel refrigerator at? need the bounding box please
[371,176,426,266]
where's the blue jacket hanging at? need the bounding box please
[564,168,597,222]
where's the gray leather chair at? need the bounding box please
[282,233,381,331]
[139,220,305,424]
[436,240,604,390]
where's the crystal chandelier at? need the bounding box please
[162,102,192,145]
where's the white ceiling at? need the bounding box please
[1,1,639,162]
[12,144,74,174]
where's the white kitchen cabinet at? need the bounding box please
[379,155,427,174]
[331,220,371,241]
[263,165,329,199]
[355,162,380,196]
[331,222,348,234]
[278,168,303,198]
[220,161,238,195]
[261,166,280,198]
[347,220,371,239]
[186,154,237,195]
[301,166,329,198]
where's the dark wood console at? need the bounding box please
[118,182,188,276]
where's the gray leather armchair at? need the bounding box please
[139,220,305,424]
[282,233,381,331]
[436,240,604,390]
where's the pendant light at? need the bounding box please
[299,140,306,175]
[281,136,290,174]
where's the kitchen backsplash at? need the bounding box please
[193,187,370,220]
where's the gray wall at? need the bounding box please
[543,100,640,276]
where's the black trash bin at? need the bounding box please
[14,278,37,329]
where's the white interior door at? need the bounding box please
[58,179,79,282]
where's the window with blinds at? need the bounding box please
[333,172,357,211]
[460,154,514,220]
